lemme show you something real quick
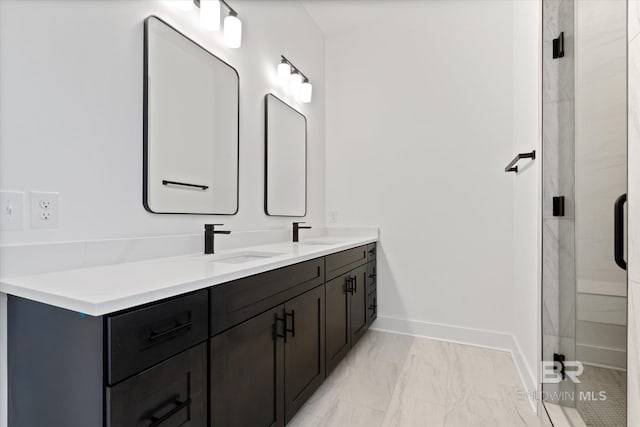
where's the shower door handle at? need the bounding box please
[614,193,627,270]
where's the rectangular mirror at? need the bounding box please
[265,94,307,217]
[143,16,239,215]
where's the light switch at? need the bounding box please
[0,191,25,230]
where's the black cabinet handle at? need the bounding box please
[614,193,627,270]
[149,398,192,427]
[354,275,357,294]
[148,320,192,342]
[345,277,355,295]
[286,310,296,338]
[274,314,287,342]
[368,249,376,256]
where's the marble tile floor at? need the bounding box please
[289,330,541,427]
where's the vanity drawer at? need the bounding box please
[107,342,207,427]
[106,290,209,385]
[367,262,377,290]
[210,258,325,335]
[367,243,377,262]
[325,245,368,281]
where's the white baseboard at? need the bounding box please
[371,315,538,412]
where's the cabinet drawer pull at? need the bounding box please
[368,249,376,256]
[286,310,296,338]
[148,320,193,342]
[149,398,192,427]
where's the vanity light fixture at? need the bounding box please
[299,78,312,104]
[277,58,292,85]
[199,0,220,31]
[191,0,242,48]
[289,71,303,97]
[278,55,313,103]
[223,8,242,48]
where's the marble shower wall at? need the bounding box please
[542,0,576,403]
[627,0,640,424]
[574,0,628,370]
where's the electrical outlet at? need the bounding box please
[329,211,338,224]
[30,191,59,229]
[0,191,25,230]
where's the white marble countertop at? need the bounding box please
[0,234,377,316]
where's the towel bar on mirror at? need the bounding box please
[162,180,209,190]
[505,150,536,173]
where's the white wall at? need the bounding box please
[511,0,542,392]
[325,0,540,392]
[0,2,325,425]
[0,0,326,246]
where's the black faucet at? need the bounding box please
[204,224,231,254]
[292,222,311,243]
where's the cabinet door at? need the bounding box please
[350,264,368,346]
[107,342,207,427]
[284,286,325,423]
[325,273,351,374]
[210,306,285,427]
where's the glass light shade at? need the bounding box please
[176,0,194,11]
[200,0,220,31]
[299,81,312,103]
[288,72,302,96]
[223,14,242,48]
[277,62,291,86]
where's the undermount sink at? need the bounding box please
[197,251,284,264]
[297,240,344,246]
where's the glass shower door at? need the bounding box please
[542,0,628,425]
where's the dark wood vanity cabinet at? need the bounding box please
[210,272,326,426]
[107,342,208,427]
[106,290,209,385]
[7,290,210,427]
[211,305,285,427]
[283,285,326,422]
[325,246,373,374]
[325,271,352,374]
[8,243,376,427]
[366,243,378,326]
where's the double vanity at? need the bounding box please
[1,9,371,427]
[2,234,378,427]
